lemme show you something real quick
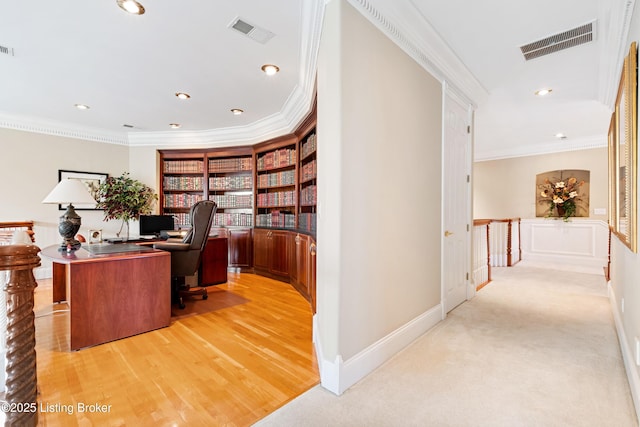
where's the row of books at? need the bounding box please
[300,160,317,182]
[209,175,252,190]
[208,194,253,209]
[163,176,204,191]
[213,212,253,227]
[301,133,317,159]
[257,147,296,171]
[298,213,317,233]
[300,185,317,206]
[257,169,295,188]
[164,160,204,174]
[256,191,296,207]
[256,211,296,228]
[209,157,252,172]
[163,193,204,208]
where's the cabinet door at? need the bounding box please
[270,230,290,277]
[228,228,253,268]
[200,237,228,285]
[253,229,271,271]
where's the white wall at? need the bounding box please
[0,128,129,277]
[316,0,443,394]
[609,4,640,422]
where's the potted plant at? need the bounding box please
[96,172,158,239]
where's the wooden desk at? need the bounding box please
[40,244,171,351]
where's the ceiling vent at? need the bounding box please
[229,17,275,44]
[520,21,595,61]
[0,45,15,56]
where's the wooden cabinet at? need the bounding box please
[253,228,290,279]
[199,237,228,285]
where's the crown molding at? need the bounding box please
[598,0,636,108]
[346,0,488,108]
[0,112,129,145]
[474,134,607,162]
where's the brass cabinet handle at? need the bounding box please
[295,234,301,244]
[310,242,316,255]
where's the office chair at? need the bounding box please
[153,200,217,309]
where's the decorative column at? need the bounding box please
[0,244,40,427]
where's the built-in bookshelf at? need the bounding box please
[161,156,205,228]
[255,140,297,229]
[158,109,316,236]
[298,131,317,233]
[207,152,254,227]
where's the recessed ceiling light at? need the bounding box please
[261,64,280,76]
[175,92,191,100]
[535,88,553,96]
[116,0,145,15]
[555,133,567,139]
[231,108,244,115]
[169,123,181,129]
[74,104,90,110]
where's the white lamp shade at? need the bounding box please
[42,178,97,205]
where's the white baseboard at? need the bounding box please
[608,283,640,425]
[314,303,442,395]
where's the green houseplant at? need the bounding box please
[96,172,158,238]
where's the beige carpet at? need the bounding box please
[255,263,638,427]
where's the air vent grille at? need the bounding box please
[229,18,275,44]
[520,21,595,61]
[0,45,14,56]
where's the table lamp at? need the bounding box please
[42,178,97,251]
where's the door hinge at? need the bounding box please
[466,272,469,280]
[467,174,470,183]
[467,125,471,134]
[466,224,470,232]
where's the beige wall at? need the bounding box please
[317,0,442,377]
[0,128,129,255]
[474,147,608,221]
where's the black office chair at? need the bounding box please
[153,200,217,309]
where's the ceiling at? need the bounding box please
[0,0,634,159]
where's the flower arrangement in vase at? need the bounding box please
[539,177,585,221]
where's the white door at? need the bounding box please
[443,86,472,313]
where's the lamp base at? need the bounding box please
[58,204,82,251]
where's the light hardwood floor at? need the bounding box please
[32,272,319,426]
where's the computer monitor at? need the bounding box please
[139,215,175,237]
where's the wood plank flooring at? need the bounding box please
[32,272,319,426]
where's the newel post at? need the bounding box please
[0,244,40,427]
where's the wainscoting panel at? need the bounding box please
[520,219,609,274]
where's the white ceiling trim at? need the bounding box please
[598,0,636,108]
[0,111,129,145]
[346,0,488,108]
[475,134,607,162]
